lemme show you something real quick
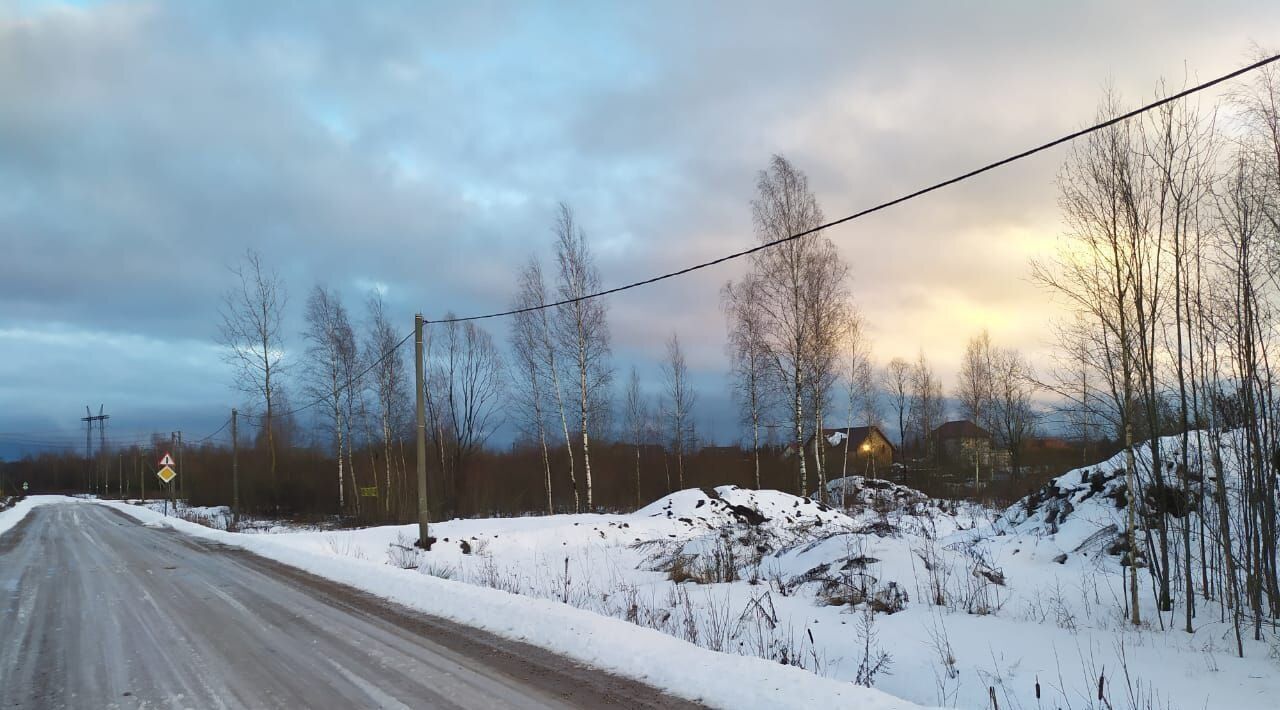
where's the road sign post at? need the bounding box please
[157,453,177,517]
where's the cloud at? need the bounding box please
[1,0,1276,444]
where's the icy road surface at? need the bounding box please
[0,503,702,709]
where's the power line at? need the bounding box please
[423,53,1280,326]
[240,330,416,423]
[0,424,231,449]
[0,438,157,451]
[190,417,232,444]
[0,430,162,441]
[0,433,164,446]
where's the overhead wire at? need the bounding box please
[239,330,416,424]
[423,53,1280,325]
[189,417,233,444]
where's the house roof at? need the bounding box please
[804,425,896,452]
[931,420,991,440]
[1027,437,1072,450]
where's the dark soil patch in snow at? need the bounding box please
[726,504,767,526]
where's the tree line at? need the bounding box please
[7,155,1067,518]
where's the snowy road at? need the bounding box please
[0,504,702,709]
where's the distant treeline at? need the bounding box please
[1,432,1100,523]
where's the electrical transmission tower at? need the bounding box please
[81,405,109,495]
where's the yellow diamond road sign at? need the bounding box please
[157,465,177,484]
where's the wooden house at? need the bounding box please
[800,426,896,475]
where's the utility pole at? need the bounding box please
[176,431,183,503]
[168,432,176,513]
[231,409,239,527]
[99,406,106,495]
[84,408,90,493]
[414,314,431,549]
[117,454,122,499]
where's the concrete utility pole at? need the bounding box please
[174,431,184,502]
[168,432,176,513]
[99,407,106,494]
[231,409,239,526]
[414,314,431,549]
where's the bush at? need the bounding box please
[386,533,420,569]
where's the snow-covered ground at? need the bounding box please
[238,474,1275,710]
[6,433,1277,709]
[0,495,923,709]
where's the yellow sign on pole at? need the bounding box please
[156,465,177,484]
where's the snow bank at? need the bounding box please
[997,429,1233,553]
[0,495,78,537]
[90,499,926,710]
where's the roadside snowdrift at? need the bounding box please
[0,495,78,537]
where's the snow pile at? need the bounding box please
[824,476,927,509]
[996,430,1233,558]
[638,485,848,532]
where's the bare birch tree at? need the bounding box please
[803,238,851,501]
[429,316,505,517]
[520,257,578,512]
[722,274,772,489]
[510,273,555,514]
[364,290,409,518]
[743,154,837,496]
[1033,89,1151,626]
[302,285,357,511]
[958,330,995,430]
[553,204,612,511]
[908,351,944,460]
[218,249,287,509]
[988,346,1037,478]
[662,333,695,491]
[842,310,874,481]
[884,357,911,453]
[623,366,650,507]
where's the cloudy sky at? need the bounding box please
[1,0,1276,456]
